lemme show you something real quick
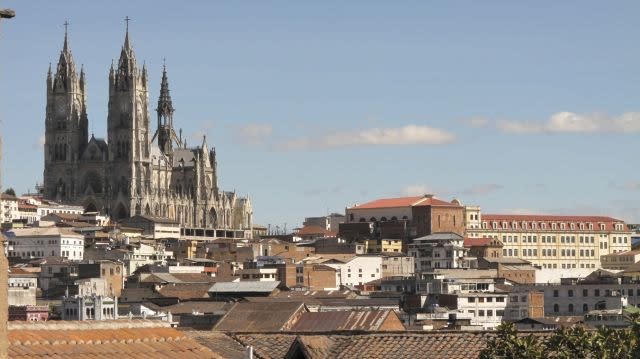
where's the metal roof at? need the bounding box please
[209,281,280,293]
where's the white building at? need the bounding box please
[6,227,84,260]
[104,242,173,276]
[38,202,84,218]
[1,193,19,223]
[408,233,468,272]
[327,255,382,287]
[61,278,118,321]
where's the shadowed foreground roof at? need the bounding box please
[230,331,556,359]
[8,321,219,358]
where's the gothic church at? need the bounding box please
[43,25,253,230]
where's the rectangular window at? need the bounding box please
[583,289,588,297]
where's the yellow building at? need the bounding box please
[464,207,632,270]
[363,238,403,253]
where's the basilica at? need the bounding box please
[43,25,252,230]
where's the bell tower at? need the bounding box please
[43,22,88,202]
[106,18,151,219]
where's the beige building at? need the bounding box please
[465,207,632,270]
[600,250,640,270]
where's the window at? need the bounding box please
[568,290,574,297]
[496,310,505,316]
[583,304,589,313]
[553,304,559,313]
[478,310,485,317]
[595,289,600,297]
[496,297,505,302]
[487,310,493,316]
[583,289,588,297]
[568,304,574,313]
[553,290,559,297]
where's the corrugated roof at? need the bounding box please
[209,281,280,293]
[289,310,398,332]
[8,227,84,238]
[413,232,464,241]
[214,301,305,332]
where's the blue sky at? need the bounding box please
[0,1,639,228]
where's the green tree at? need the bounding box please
[3,187,15,196]
[544,326,592,359]
[479,322,543,359]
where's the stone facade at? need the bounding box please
[43,27,252,230]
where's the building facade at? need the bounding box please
[6,227,84,260]
[464,207,632,269]
[42,26,252,231]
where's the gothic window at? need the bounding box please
[155,204,160,216]
[145,204,151,215]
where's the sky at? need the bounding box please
[0,1,639,229]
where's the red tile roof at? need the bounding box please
[482,214,622,222]
[8,326,219,358]
[350,196,457,209]
[480,214,626,231]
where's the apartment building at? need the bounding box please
[600,250,640,270]
[6,227,84,261]
[465,207,632,269]
[513,271,638,316]
[408,232,468,272]
[327,255,382,287]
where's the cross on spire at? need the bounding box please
[124,16,130,31]
[63,20,70,50]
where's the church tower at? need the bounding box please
[155,63,178,155]
[106,21,151,219]
[44,25,89,202]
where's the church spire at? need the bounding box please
[157,60,174,123]
[117,16,137,80]
[53,20,78,92]
[155,61,176,155]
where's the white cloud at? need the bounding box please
[497,111,640,134]
[276,125,455,150]
[461,183,504,196]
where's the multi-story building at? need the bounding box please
[8,268,38,306]
[1,193,19,223]
[408,233,468,272]
[6,227,84,261]
[327,255,383,287]
[513,271,638,316]
[78,260,125,297]
[381,253,414,278]
[600,250,640,270]
[17,202,39,224]
[464,207,632,270]
[340,195,465,245]
[303,213,346,232]
[103,242,173,276]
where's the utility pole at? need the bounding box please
[0,7,16,359]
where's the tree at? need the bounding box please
[3,187,15,196]
[479,322,544,359]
